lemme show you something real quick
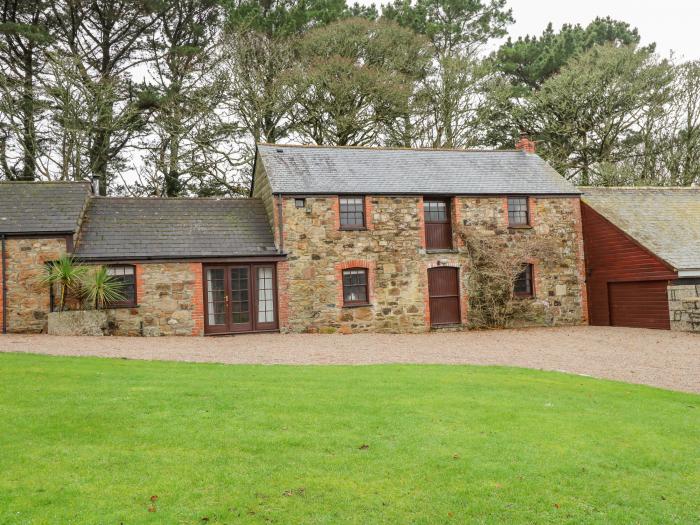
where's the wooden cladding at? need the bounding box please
[428,267,461,326]
[424,198,452,250]
[581,202,676,328]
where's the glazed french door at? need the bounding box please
[204,264,277,334]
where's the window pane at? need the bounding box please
[508,197,529,225]
[231,268,249,324]
[342,269,368,303]
[207,268,226,325]
[339,197,365,228]
[514,264,533,295]
[257,267,275,324]
[424,200,448,222]
[106,265,136,305]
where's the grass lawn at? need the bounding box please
[0,353,698,524]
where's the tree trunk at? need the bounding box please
[19,44,36,181]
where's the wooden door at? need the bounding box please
[428,267,461,326]
[424,198,453,250]
[608,280,670,330]
[204,264,278,335]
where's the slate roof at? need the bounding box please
[257,144,578,195]
[0,181,90,234]
[74,198,277,260]
[581,187,700,272]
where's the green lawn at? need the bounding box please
[0,354,698,524]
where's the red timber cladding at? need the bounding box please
[580,202,677,326]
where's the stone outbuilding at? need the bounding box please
[1,182,279,336]
[2,142,591,335]
[581,187,700,332]
[253,143,588,334]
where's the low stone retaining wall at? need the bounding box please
[48,311,108,336]
[669,282,700,332]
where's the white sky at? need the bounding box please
[364,0,700,60]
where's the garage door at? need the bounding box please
[608,281,670,330]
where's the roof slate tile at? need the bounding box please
[257,144,578,195]
[0,182,90,234]
[74,198,276,259]
[581,187,700,271]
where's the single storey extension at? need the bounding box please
[581,187,700,332]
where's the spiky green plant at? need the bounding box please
[37,256,88,312]
[81,266,126,310]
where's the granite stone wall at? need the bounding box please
[278,195,587,333]
[107,262,204,336]
[1,237,67,333]
[668,281,700,332]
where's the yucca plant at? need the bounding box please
[81,266,126,310]
[38,256,88,312]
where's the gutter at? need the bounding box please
[678,269,700,279]
[1,234,6,334]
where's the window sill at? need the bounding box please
[342,303,372,309]
[508,225,532,230]
[105,304,139,310]
[339,227,367,231]
[426,248,457,254]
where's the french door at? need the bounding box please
[204,264,277,334]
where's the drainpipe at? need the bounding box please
[276,194,284,253]
[1,234,6,334]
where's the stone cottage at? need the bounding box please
[252,142,588,334]
[2,141,590,335]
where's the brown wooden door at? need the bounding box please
[428,267,461,326]
[204,264,278,334]
[608,280,670,330]
[424,198,453,250]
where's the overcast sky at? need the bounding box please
[364,0,700,60]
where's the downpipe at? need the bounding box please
[1,234,6,334]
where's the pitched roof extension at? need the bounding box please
[74,197,277,260]
[0,181,90,234]
[257,144,578,195]
[581,187,700,273]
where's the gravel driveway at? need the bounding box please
[1,326,698,394]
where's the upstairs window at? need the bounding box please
[424,198,452,250]
[342,268,369,306]
[106,265,137,307]
[508,197,530,226]
[514,264,534,297]
[339,196,365,229]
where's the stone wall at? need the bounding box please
[107,262,204,336]
[278,195,586,333]
[1,237,67,333]
[668,281,700,332]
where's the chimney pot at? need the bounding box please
[515,134,536,154]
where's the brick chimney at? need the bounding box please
[515,133,536,154]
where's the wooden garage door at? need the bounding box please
[608,281,670,330]
[428,267,461,326]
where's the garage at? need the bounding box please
[607,281,671,330]
[581,187,700,332]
